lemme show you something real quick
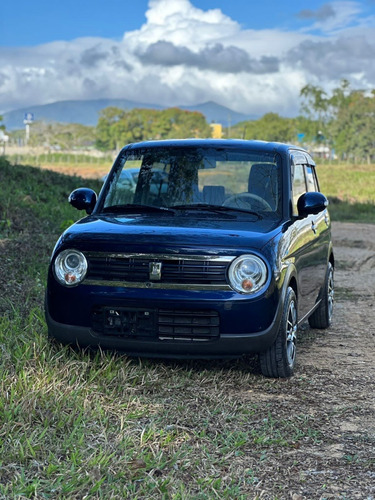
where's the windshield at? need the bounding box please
[101,146,282,217]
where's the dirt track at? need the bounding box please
[301,222,375,384]
[257,222,375,498]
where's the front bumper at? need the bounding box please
[45,294,283,359]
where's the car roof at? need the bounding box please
[123,138,307,155]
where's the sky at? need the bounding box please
[1,0,375,117]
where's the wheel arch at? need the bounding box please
[282,263,299,303]
[329,250,335,268]
[288,275,298,298]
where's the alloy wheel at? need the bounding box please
[286,299,297,366]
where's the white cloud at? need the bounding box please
[0,0,374,118]
[125,0,239,48]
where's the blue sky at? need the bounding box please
[2,0,366,46]
[1,0,375,116]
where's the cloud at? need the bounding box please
[297,1,364,33]
[80,46,109,67]
[0,72,9,88]
[0,0,374,119]
[137,41,279,74]
[297,4,336,21]
[127,0,239,48]
[287,34,375,82]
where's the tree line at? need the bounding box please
[232,80,375,163]
[4,81,375,162]
[95,107,212,151]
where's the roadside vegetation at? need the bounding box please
[0,156,374,498]
[231,80,375,164]
[4,81,375,167]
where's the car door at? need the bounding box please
[287,153,326,320]
[304,157,331,300]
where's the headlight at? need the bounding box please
[228,254,267,294]
[54,249,88,286]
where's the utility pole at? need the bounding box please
[23,112,34,145]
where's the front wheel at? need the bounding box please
[259,287,298,378]
[308,262,334,329]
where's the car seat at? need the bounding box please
[248,163,278,210]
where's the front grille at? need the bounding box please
[91,306,220,342]
[85,253,233,289]
[158,309,219,341]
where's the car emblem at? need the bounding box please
[149,262,162,281]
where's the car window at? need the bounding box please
[305,165,318,192]
[291,163,306,215]
[102,147,282,217]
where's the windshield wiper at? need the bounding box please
[102,204,175,214]
[172,203,262,219]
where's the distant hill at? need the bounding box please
[3,99,257,130]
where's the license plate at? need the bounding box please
[103,307,156,338]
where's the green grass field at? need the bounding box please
[0,157,374,498]
[317,162,375,222]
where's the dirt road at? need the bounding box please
[251,222,375,498]
[302,222,375,496]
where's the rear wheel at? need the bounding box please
[259,287,297,378]
[308,262,334,329]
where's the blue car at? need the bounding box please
[45,139,334,377]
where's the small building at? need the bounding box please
[210,123,223,139]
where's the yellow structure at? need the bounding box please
[210,123,223,139]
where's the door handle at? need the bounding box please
[311,221,317,234]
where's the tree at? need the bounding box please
[0,116,8,154]
[14,120,96,149]
[300,84,330,126]
[96,107,126,151]
[300,80,375,161]
[331,89,375,163]
[0,115,5,131]
[231,113,296,143]
[95,107,212,151]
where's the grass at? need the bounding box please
[7,152,113,166]
[317,162,375,222]
[0,156,374,498]
[7,152,114,180]
[0,309,323,498]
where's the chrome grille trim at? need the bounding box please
[85,252,234,262]
[83,252,235,290]
[83,279,231,290]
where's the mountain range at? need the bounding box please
[2,99,257,130]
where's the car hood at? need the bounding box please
[56,213,282,255]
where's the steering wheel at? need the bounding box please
[222,193,272,212]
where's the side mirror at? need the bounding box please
[297,192,328,217]
[69,188,97,214]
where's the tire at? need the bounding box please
[308,262,334,329]
[259,287,298,378]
